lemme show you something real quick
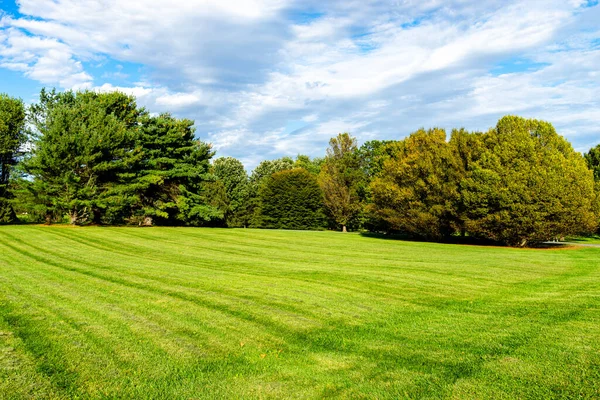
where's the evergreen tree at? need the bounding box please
[21,89,139,224]
[257,168,326,230]
[0,94,26,224]
[247,157,295,227]
[125,113,219,226]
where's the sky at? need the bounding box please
[0,0,599,169]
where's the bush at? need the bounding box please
[256,168,326,230]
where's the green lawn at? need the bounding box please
[1,226,599,399]
[566,235,600,245]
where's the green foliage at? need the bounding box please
[0,93,26,224]
[246,156,295,227]
[462,116,597,246]
[212,157,250,227]
[584,144,600,181]
[16,89,218,226]
[257,168,326,229]
[250,156,294,183]
[294,154,324,175]
[19,89,140,224]
[125,113,218,226]
[358,140,395,180]
[318,133,364,232]
[370,128,461,240]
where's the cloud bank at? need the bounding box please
[1,0,599,168]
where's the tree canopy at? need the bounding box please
[0,93,26,223]
[318,133,364,232]
[370,128,461,240]
[257,168,326,230]
[1,88,598,246]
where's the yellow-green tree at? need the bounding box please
[318,133,364,232]
[370,128,461,240]
[462,116,597,246]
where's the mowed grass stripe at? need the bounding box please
[0,235,325,342]
[1,226,599,398]
[1,229,408,325]
[33,227,565,303]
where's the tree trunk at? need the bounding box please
[69,211,78,225]
[141,216,153,227]
[342,225,347,233]
[44,213,52,225]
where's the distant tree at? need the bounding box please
[212,157,250,227]
[294,154,324,175]
[257,168,326,230]
[462,116,597,246]
[199,179,228,226]
[0,94,26,224]
[370,128,461,240]
[250,157,295,183]
[357,140,397,231]
[318,133,364,232]
[358,140,395,180]
[584,144,600,181]
[248,157,295,227]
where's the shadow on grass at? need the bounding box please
[359,232,574,250]
[565,235,600,243]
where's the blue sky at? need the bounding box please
[1,0,599,168]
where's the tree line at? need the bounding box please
[1,89,599,246]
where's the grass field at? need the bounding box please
[566,235,600,245]
[1,226,599,399]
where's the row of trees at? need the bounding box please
[1,89,599,246]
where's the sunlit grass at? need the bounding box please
[1,226,599,398]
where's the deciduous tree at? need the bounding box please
[212,157,250,227]
[318,133,363,232]
[370,128,461,239]
[462,116,597,246]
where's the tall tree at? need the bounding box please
[0,94,26,223]
[247,157,295,227]
[257,168,326,230]
[584,144,600,181]
[318,133,364,232]
[462,116,597,246]
[449,128,485,236]
[212,157,250,227]
[358,140,395,181]
[125,113,219,226]
[294,155,323,175]
[21,89,139,224]
[370,128,461,240]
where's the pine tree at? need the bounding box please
[0,93,26,223]
[125,113,219,226]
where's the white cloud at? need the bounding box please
[0,0,599,169]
